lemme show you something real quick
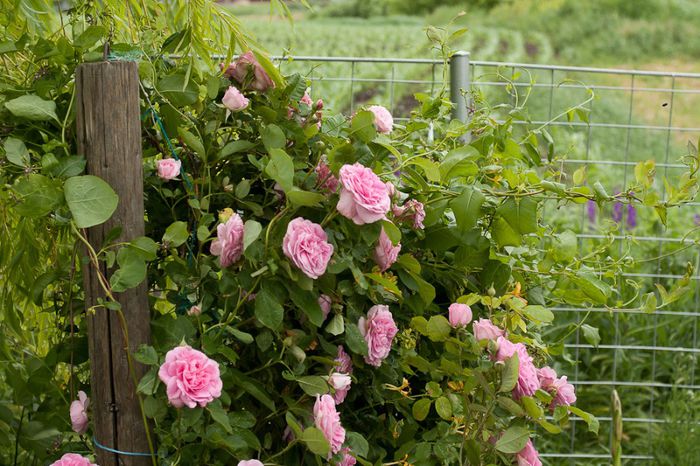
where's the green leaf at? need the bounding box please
[569,406,599,434]
[412,398,432,421]
[261,124,286,151]
[228,327,254,344]
[178,127,206,160]
[265,148,294,192]
[163,221,189,247]
[426,315,451,342]
[326,313,344,335]
[450,187,485,231]
[381,220,401,245]
[346,431,369,458]
[136,368,159,395]
[435,396,453,420]
[345,322,368,356]
[350,110,377,143]
[408,158,440,183]
[297,376,329,396]
[133,345,158,365]
[74,25,106,49]
[491,216,522,247]
[523,305,554,324]
[286,189,325,207]
[497,197,538,235]
[157,73,199,107]
[4,137,30,167]
[581,324,601,348]
[572,273,612,304]
[243,220,262,251]
[500,353,519,392]
[110,247,147,292]
[440,146,480,181]
[288,287,324,327]
[254,288,284,330]
[5,95,58,121]
[220,140,255,158]
[495,426,530,454]
[13,174,63,217]
[207,401,232,433]
[553,230,577,262]
[521,396,544,419]
[301,426,330,457]
[129,236,158,261]
[64,175,118,228]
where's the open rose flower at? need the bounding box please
[211,212,245,268]
[237,461,263,466]
[517,439,542,466]
[473,318,505,341]
[358,305,398,367]
[314,394,346,456]
[69,391,89,434]
[337,163,390,225]
[315,159,339,193]
[222,51,274,92]
[222,86,249,112]
[495,336,539,399]
[367,105,393,134]
[319,294,332,320]
[373,228,401,272]
[282,218,334,279]
[158,345,222,408]
[448,303,472,328]
[328,372,351,404]
[335,345,353,374]
[156,158,181,180]
[337,448,357,466]
[49,453,97,466]
[538,366,576,408]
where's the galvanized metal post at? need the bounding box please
[449,51,471,140]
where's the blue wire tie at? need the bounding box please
[92,436,154,457]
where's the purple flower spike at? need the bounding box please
[626,204,637,229]
[586,200,596,224]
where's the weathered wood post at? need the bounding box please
[76,61,153,466]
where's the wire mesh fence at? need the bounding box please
[271,54,700,464]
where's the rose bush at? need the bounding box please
[1,2,699,465]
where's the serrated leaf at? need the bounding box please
[412,398,431,421]
[435,396,452,420]
[500,353,519,392]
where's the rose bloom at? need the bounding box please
[158,345,222,408]
[328,372,352,404]
[237,461,263,466]
[448,303,472,328]
[337,163,391,225]
[358,305,398,367]
[187,304,201,317]
[222,51,274,92]
[338,448,357,466]
[402,199,426,229]
[367,105,393,134]
[70,391,89,434]
[222,86,249,111]
[319,294,332,321]
[300,91,313,106]
[517,439,542,466]
[211,212,245,268]
[314,394,346,456]
[335,345,353,374]
[495,336,539,399]
[538,366,576,408]
[156,158,181,180]
[373,228,401,272]
[282,218,334,280]
[315,159,339,193]
[49,453,97,466]
[472,318,505,341]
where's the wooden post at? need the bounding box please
[76,61,152,466]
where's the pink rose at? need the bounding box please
[315,160,339,193]
[373,228,401,272]
[158,345,222,408]
[473,318,505,341]
[210,213,245,268]
[223,51,275,92]
[319,294,332,320]
[367,105,393,134]
[156,158,181,181]
[448,303,472,328]
[282,218,334,279]
[300,91,313,106]
[187,305,201,316]
[49,453,97,466]
[335,345,353,374]
[358,305,398,367]
[337,448,357,466]
[516,439,542,466]
[237,461,263,466]
[328,372,351,404]
[337,163,391,225]
[394,199,425,229]
[314,394,346,456]
[69,391,89,434]
[495,336,539,399]
[538,366,576,408]
[222,86,249,112]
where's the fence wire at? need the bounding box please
[271,55,700,464]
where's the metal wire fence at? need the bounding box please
[271,53,700,464]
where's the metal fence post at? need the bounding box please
[449,51,471,140]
